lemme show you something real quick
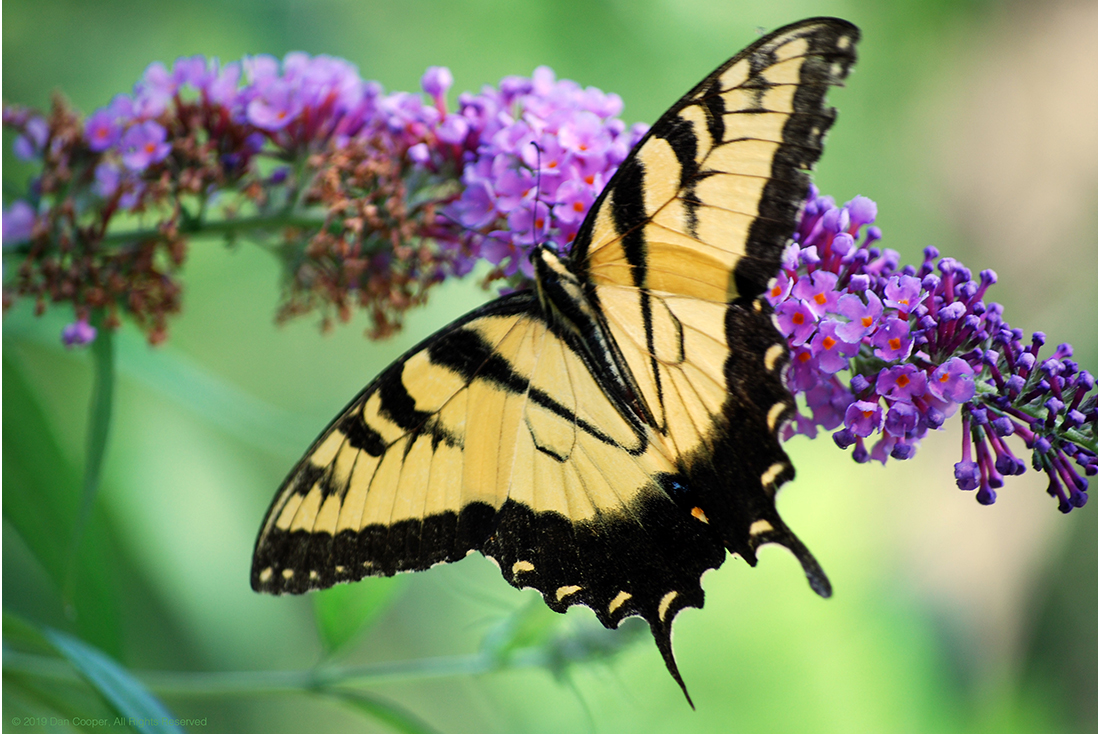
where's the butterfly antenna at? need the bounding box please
[529,140,546,251]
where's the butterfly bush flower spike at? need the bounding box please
[774,187,1096,512]
[3,53,644,340]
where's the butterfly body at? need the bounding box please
[253,17,859,704]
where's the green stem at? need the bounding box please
[2,647,551,698]
[62,313,115,607]
[1,209,330,259]
[986,399,1098,454]
[99,209,329,247]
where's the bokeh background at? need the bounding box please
[3,0,1096,732]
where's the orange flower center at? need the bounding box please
[792,312,805,326]
[823,336,836,350]
[861,316,873,327]
[888,337,901,350]
[573,201,584,213]
[814,293,827,306]
[896,374,910,388]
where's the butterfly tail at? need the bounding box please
[649,618,696,709]
[747,520,832,599]
[778,529,832,598]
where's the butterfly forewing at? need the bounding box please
[251,292,716,589]
[574,17,858,301]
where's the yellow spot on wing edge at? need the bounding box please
[767,402,786,431]
[512,560,535,576]
[749,519,774,536]
[609,590,632,614]
[282,569,294,580]
[556,585,582,601]
[761,462,786,489]
[259,567,273,583]
[658,590,679,623]
[764,343,785,372]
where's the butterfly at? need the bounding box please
[252,17,859,705]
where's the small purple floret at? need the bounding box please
[85,109,121,152]
[120,121,171,171]
[845,401,883,438]
[3,201,36,244]
[62,320,97,348]
[927,358,975,403]
[421,66,454,99]
[871,317,913,361]
[954,461,980,491]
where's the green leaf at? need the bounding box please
[313,576,408,655]
[64,314,115,600]
[3,611,54,654]
[4,671,121,732]
[331,690,444,734]
[43,628,184,734]
[2,353,122,655]
[5,314,313,456]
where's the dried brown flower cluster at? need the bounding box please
[275,135,464,339]
[4,98,198,343]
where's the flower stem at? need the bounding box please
[3,645,555,698]
[99,209,330,247]
[63,311,115,607]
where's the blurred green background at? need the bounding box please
[3,0,1096,732]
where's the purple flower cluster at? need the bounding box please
[66,54,405,205]
[433,67,648,279]
[774,186,1096,511]
[5,53,658,343]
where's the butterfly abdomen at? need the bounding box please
[532,244,657,427]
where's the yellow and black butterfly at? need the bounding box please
[253,17,859,704]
